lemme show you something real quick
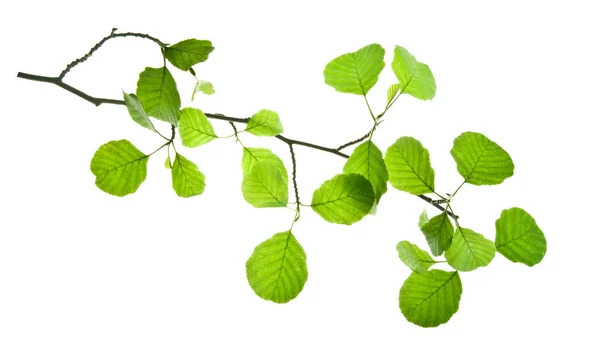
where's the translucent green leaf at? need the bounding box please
[179,108,217,147]
[420,212,454,256]
[90,140,149,197]
[396,241,437,274]
[323,44,385,95]
[391,46,436,100]
[136,66,181,126]
[192,79,215,101]
[495,208,547,266]
[242,162,288,208]
[385,137,435,195]
[445,227,496,271]
[122,91,155,131]
[164,39,214,71]
[165,156,172,169]
[242,147,288,184]
[418,209,429,229]
[246,231,308,304]
[451,132,514,185]
[400,270,462,328]
[246,109,284,136]
[311,174,375,225]
[343,140,388,203]
[387,83,401,105]
[171,153,206,198]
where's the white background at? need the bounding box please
[2,0,599,359]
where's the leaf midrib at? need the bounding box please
[406,271,458,316]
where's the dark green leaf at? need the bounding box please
[90,140,149,197]
[451,132,514,185]
[323,44,385,95]
[136,67,181,125]
[171,153,206,198]
[445,227,496,271]
[246,109,284,136]
[391,46,436,100]
[179,108,217,147]
[396,241,437,274]
[495,208,546,266]
[400,270,462,327]
[164,39,214,71]
[311,174,375,225]
[242,162,288,208]
[385,137,435,195]
[242,147,288,184]
[122,91,155,131]
[420,212,454,256]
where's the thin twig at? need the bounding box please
[288,144,301,213]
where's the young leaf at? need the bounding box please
[179,108,217,147]
[385,137,435,195]
[164,39,214,71]
[246,109,284,136]
[495,208,546,266]
[171,153,206,198]
[400,270,462,328]
[445,227,496,271]
[418,209,429,229]
[246,231,308,304]
[391,46,436,100]
[451,132,514,185]
[136,67,181,125]
[420,212,454,256]
[90,140,149,197]
[311,174,375,225]
[386,83,401,105]
[323,44,385,95]
[396,241,437,274]
[192,79,215,101]
[343,140,388,203]
[242,162,288,208]
[122,91,156,131]
[242,148,288,184]
[164,156,172,169]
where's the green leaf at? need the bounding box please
[164,39,214,71]
[165,156,172,169]
[420,212,454,256]
[343,140,388,203]
[242,147,288,184]
[418,209,429,229]
[192,79,215,101]
[311,174,375,225]
[450,132,514,185]
[171,153,206,198]
[242,162,288,207]
[396,241,437,274]
[136,66,181,125]
[387,83,401,105]
[391,46,436,100]
[495,208,547,266]
[122,91,156,131]
[90,140,149,197]
[246,109,284,136]
[400,270,462,328]
[246,231,308,304]
[445,227,496,271]
[179,108,217,147]
[385,137,435,195]
[323,44,385,95]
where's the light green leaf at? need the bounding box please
[179,108,217,147]
[396,241,437,274]
[246,231,308,304]
[242,147,288,184]
[90,140,149,197]
[420,212,454,256]
[323,44,385,95]
[445,227,496,271]
[387,83,401,105]
[192,79,215,101]
[165,156,172,169]
[246,109,283,136]
[385,137,435,195]
[242,162,288,207]
[171,153,205,198]
[343,140,388,203]
[400,270,462,328]
[136,67,181,125]
[495,208,546,266]
[311,174,375,225]
[418,209,429,229]
[122,91,156,131]
[451,132,514,185]
[391,46,436,100]
[164,39,214,71]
